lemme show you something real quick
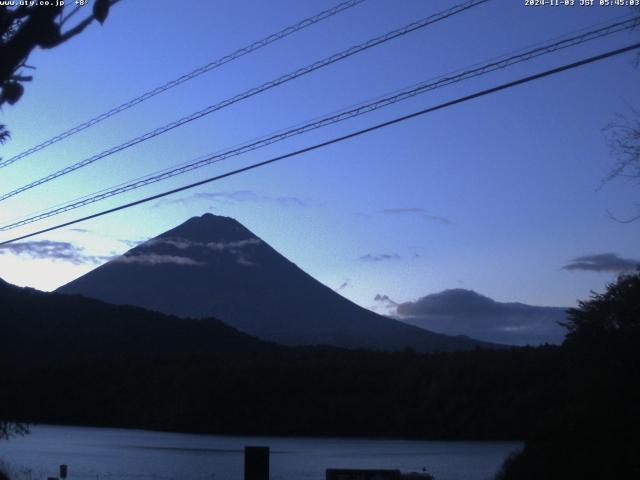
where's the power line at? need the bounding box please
[3,15,638,232]
[0,0,368,170]
[31,1,635,228]
[0,0,491,204]
[2,41,638,246]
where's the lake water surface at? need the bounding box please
[0,425,520,480]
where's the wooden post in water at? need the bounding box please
[244,446,269,480]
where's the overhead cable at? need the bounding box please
[0,0,368,169]
[0,0,491,202]
[2,41,638,245]
[3,16,637,232]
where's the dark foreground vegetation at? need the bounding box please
[2,345,564,440]
[496,271,640,480]
[1,272,638,478]
[0,277,560,440]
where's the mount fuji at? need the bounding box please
[58,213,497,352]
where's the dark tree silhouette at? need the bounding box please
[562,269,640,340]
[495,271,640,480]
[602,7,640,222]
[0,124,8,145]
[0,0,120,107]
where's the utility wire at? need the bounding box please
[2,16,638,232]
[0,0,491,203]
[0,0,368,170]
[34,0,637,226]
[2,42,638,246]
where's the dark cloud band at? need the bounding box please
[562,253,639,273]
[357,253,402,262]
[0,240,110,265]
[380,207,452,225]
[154,190,310,208]
[377,288,568,346]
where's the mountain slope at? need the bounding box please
[1,277,274,363]
[58,213,497,352]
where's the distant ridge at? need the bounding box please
[58,213,498,352]
[0,277,274,361]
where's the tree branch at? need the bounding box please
[56,14,94,44]
[60,5,82,27]
[55,0,123,45]
[11,74,32,81]
[606,208,640,224]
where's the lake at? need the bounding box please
[0,425,520,480]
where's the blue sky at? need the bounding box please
[1,0,639,312]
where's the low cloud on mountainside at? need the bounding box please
[114,237,262,267]
[115,253,206,267]
[376,289,568,346]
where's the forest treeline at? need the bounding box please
[1,277,563,440]
[2,345,563,440]
[1,272,639,479]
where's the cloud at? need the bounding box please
[206,238,261,251]
[0,240,111,265]
[562,253,639,273]
[382,208,425,214]
[154,190,311,209]
[145,238,192,250]
[336,279,352,292]
[119,238,145,248]
[396,289,501,318]
[374,293,398,306]
[372,294,399,315]
[114,253,206,267]
[236,255,257,267]
[130,237,262,267]
[144,237,261,252]
[380,207,452,225]
[382,288,567,346]
[357,253,402,262]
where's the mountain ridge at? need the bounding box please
[0,276,275,362]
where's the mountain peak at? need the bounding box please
[198,212,232,222]
[185,212,241,228]
[163,212,256,243]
